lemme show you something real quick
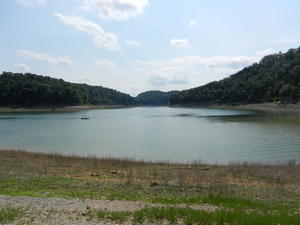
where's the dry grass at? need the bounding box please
[1,149,300,206]
[1,149,300,187]
[1,149,300,224]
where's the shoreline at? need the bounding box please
[0,148,298,166]
[0,103,299,113]
[172,103,300,113]
[0,105,133,113]
[211,103,300,112]
[1,149,299,224]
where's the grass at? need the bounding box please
[86,206,300,225]
[1,149,300,224]
[88,210,131,223]
[1,150,300,204]
[0,207,25,224]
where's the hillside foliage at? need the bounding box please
[170,47,300,105]
[136,90,179,106]
[0,72,137,106]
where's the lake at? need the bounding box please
[0,107,299,163]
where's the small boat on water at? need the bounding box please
[80,115,90,120]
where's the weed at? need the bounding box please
[0,207,25,224]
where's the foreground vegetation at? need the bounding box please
[170,47,300,106]
[0,72,137,107]
[0,207,25,224]
[86,206,300,225]
[0,150,300,224]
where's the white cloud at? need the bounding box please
[146,55,256,69]
[53,13,119,51]
[188,20,197,27]
[271,39,300,44]
[169,74,189,85]
[93,34,119,50]
[256,48,276,57]
[136,49,278,87]
[147,66,190,87]
[14,63,31,72]
[135,59,156,67]
[17,49,73,65]
[164,49,278,69]
[148,75,167,86]
[161,50,274,70]
[202,56,256,68]
[140,48,283,90]
[125,39,139,46]
[16,0,45,7]
[170,39,190,48]
[94,59,116,68]
[81,0,149,21]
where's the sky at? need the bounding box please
[1,0,300,96]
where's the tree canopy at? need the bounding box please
[0,72,137,107]
[170,47,300,106]
[136,90,179,106]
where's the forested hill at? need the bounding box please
[0,72,137,106]
[170,47,300,106]
[136,90,179,105]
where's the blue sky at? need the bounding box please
[1,0,300,96]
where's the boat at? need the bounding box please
[80,115,90,120]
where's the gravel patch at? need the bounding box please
[0,195,146,212]
[0,195,219,224]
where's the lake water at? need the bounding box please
[0,107,299,163]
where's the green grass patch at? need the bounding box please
[87,210,131,223]
[0,207,25,224]
[151,194,292,213]
[0,177,147,200]
[202,194,290,212]
[89,207,300,225]
[0,177,112,200]
[1,177,298,213]
[151,195,204,204]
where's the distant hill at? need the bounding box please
[170,47,300,106]
[0,72,137,107]
[136,90,179,106]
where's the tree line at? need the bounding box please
[1,47,299,107]
[135,90,179,106]
[0,72,137,107]
[170,47,300,106]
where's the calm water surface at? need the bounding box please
[0,107,299,163]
